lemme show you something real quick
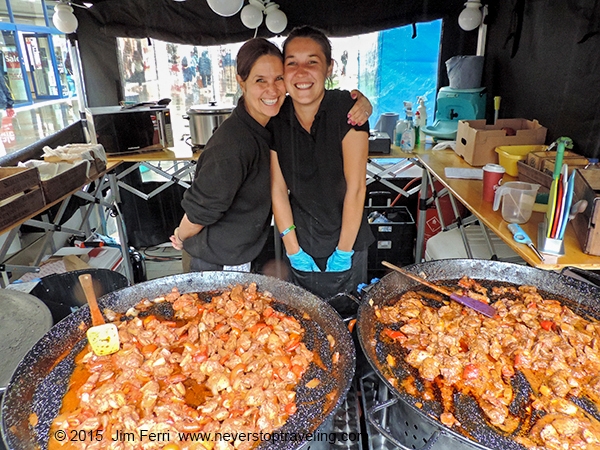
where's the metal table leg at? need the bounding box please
[108,173,134,283]
[414,164,429,263]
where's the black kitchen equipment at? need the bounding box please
[183,102,233,150]
[29,268,129,324]
[85,105,174,155]
[1,272,355,450]
[365,202,416,280]
[356,258,600,450]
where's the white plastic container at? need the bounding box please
[394,120,408,147]
[400,117,415,153]
[417,97,427,143]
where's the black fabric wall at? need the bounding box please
[481,0,600,158]
[76,2,600,159]
[77,11,122,108]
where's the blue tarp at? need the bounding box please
[361,20,441,128]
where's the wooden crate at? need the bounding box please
[0,167,46,231]
[0,188,45,231]
[517,161,552,192]
[41,162,89,204]
[572,169,600,256]
[0,167,41,201]
[87,155,107,181]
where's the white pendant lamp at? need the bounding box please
[206,0,244,17]
[53,2,78,34]
[458,0,483,31]
[240,0,264,29]
[264,2,287,34]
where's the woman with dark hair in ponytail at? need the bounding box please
[270,26,375,298]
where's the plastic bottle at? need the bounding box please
[394,120,406,147]
[416,96,427,144]
[400,104,415,153]
[414,111,421,146]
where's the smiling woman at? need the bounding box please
[269,26,375,299]
[170,38,284,272]
[235,51,286,126]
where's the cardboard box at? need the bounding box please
[526,150,589,170]
[455,119,548,167]
[0,167,45,231]
[571,168,600,256]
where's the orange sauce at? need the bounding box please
[48,346,93,450]
[183,379,212,408]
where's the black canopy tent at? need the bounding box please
[74,0,465,45]
[72,0,600,158]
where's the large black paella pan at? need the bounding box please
[357,259,600,450]
[1,272,355,450]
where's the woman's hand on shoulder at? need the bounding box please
[170,227,184,250]
[348,90,372,126]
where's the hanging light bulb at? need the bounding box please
[264,2,287,34]
[53,3,78,34]
[240,0,264,29]
[458,0,483,31]
[206,0,244,17]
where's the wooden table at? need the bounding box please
[412,148,600,270]
[106,146,196,163]
[106,146,198,201]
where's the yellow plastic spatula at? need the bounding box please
[79,273,120,356]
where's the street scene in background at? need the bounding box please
[116,21,441,147]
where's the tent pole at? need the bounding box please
[476,5,488,57]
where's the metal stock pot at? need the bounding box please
[184,102,233,147]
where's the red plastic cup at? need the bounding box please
[482,163,505,202]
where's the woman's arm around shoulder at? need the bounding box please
[336,128,369,252]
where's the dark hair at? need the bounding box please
[283,25,332,67]
[236,38,283,81]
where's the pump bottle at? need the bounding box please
[414,111,421,146]
[400,103,415,153]
[394,120,406,147]
[416,96,427,145]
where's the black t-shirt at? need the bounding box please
[181,97,272,265]
[269,90,374,258]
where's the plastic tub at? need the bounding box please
[495,145,547,177]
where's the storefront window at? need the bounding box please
[7,0,46,27]
[1,29,26,104]
[53,34,74,98]
[21,32,59,96]
[0,0,10,23]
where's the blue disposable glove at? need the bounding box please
[287,248,321,272]
[326,248,354,272]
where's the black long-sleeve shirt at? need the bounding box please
[181,97,272,265]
